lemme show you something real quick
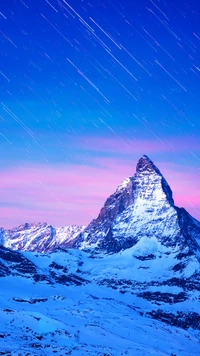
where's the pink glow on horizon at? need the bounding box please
[0,157,199,229]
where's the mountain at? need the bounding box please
[0,155,200,354]
[74,155,200,255]
[2,155,200,257]
[0,223,85,253]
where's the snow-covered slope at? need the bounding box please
[1,154,200,354]
[74,155,200,255]
[0,245,200,355]
[0,223,85,253]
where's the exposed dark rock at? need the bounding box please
[0,261,10,277]
[50,271,88,286]
[13,297,48,304]
[12,259,37,275]
[33,273,52,284]
[134,254,156,261]
[138,291,187,304]
[147,310,200,330]
[0,246,24,263]
[172,262,187,272]
[49,262,64,270]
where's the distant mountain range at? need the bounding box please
[0,223,85,252]
[0,155,200,355]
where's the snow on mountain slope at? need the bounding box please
[74,155,200,255]
[0,245,200,355]
[1,155,200,258]
[1,223,85,253]
[1,154,200,354]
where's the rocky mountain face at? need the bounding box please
[0,223,85,253]
[0,155,200,354]
[2,155,200,257]
[74,155,200,255]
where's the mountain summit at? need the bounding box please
[73,155,200,254]
[136,154,160,173]
[135,154,174,205]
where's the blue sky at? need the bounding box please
[0,0,200,227]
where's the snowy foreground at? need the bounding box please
[0,245,200,356]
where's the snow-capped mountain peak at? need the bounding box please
[135,154,174,205]
[1,155,199,258]
[136,154,159,173]
[73,155,199,254]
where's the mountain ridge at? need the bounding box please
[0,223,85,253]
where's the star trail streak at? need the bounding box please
[0,0,199,228]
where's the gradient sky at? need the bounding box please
[0,0,200,228]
